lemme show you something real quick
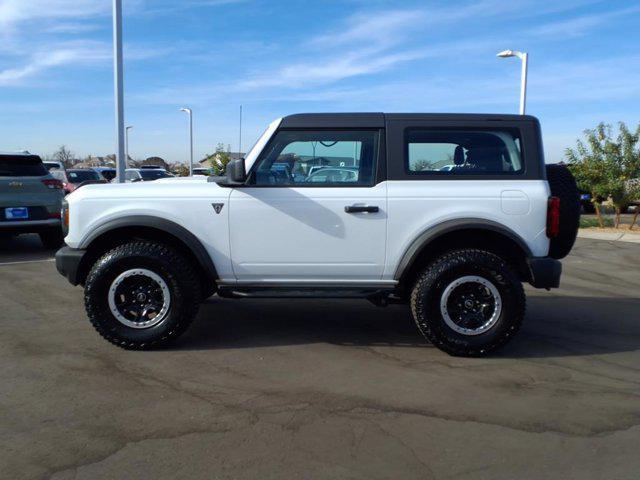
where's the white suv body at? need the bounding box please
[56,113,578,356]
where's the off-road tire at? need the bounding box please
[39,227,65,249]
[546,164,580,259]
[84,241,202,349]
[410,249,525,357]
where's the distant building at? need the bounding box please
[142,157,170,169]
[72,156,115,168]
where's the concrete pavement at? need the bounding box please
[1,236,639,480]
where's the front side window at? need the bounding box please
[406,129,523,175]
[251,130,378,186]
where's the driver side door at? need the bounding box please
[228,129,387,283]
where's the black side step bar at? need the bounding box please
[215,286,407,306]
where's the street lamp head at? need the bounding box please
[180,107,192,114]
[126,125,133,131]
[497,50,526,59]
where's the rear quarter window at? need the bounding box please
[405,129,524,175]
[0,156,48,177]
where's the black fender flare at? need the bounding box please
[394,218,533,281]
[79,215,218,282]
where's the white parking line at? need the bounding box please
[0,258,55,267]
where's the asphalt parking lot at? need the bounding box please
[1,236,639,480]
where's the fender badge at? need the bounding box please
[212,203,224,214]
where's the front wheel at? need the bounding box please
[84,241,202,349]
[410,249,525,357]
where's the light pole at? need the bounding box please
[497,50,528,115]
[125,125,133,166]
[180,107,194,176]
[112,0,126,183]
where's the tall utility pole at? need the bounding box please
[239,105,243,155]
[113,0,126,183]
[496,50,529,115]
[180,108,194,176]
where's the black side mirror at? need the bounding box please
[227,158,247,184]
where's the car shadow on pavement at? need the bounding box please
[174,294,640,358]
[0,233,55,263]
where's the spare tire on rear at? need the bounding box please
[546,164,580,259]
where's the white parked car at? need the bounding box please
[119,167,171,182]
[55,113,580,356]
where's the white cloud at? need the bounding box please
[0,0,109,28]
[530,5,640,37]
[0,38,174,86]
[311,9,426,48]
[0,41,110,86]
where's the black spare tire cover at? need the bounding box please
[546,164,580,259]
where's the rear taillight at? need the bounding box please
[47,212,61,219]
[42,179,63,190]
[62,204,69,228]
[547,196,560,238]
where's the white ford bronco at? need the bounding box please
[56,113,580,356]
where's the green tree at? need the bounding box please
[566,122,640,228]
[566,124,610,227]
[171,163,190,177]
[207,143,232,175]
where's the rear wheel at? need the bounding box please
[39,227,64,249]
[410,249,525,357]
[84,241,202,349]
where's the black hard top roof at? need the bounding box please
[280,113,539,128]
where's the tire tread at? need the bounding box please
[410,248,526,357]
[84,241,201,349]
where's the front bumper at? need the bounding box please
[527,257,562,289]
[55,246,86,285]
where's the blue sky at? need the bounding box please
[0,0,639,163]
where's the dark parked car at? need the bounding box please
[93,167,117,182]
[579,191,595,214]
[0,152,64,247]
[50,169,107,195]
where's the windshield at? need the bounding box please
[139,170,169,180]
[0,155,47,177]
[67,170,100,183]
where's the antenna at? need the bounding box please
[239,105,243,155]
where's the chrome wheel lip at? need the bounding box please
[108,268,171,329]
[440,275,502,336]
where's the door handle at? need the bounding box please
[345,205,379,213]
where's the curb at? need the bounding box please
[578,229,640,244]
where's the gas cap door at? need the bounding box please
[501,190,530,215]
